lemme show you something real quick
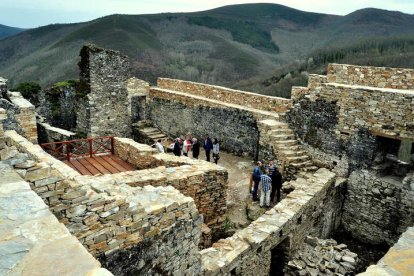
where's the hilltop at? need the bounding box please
[1,3,414,93]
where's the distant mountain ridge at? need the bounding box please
[1,3,414,92]
[0,24,25,39]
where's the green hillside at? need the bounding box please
[1,4,414,92]
[238,36,414,98]
[0,24,25,39]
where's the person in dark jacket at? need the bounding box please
[250,161,262,201]
[270,161,284,203]
[173,138,181,156]
[204,135,213,162]
[192,138,200,159]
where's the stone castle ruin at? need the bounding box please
[0,44,413,275]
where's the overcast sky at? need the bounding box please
[3,0,414,28]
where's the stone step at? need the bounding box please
[280,150,307,157]
[258,120,289,129]
[286,155,310,162]
[301,166,319,172]
[290,160,313,168]
[273,140,298,147]
[270,134,295,141]
[269,128,295,135]
[282,145,302,151]
[149,133,169,139]
[140,127,160,134]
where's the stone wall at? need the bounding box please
[313,83,414,140]
[148,88,262,157]
[359,226,414,276]
[1,130,203,275]
[77,44,131,138]
[157,78,292,113]
[286,63,414,249]
[127,78,150,123]
[37,82,78,131]
[112,137,228,234]
[200,169,340,275]
[327,63,414,89]
[0,91,37,144]
[0,164,111,275]
[342,170,414,246]
[37,118,76,144]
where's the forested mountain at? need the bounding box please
[0,24,25,39]
[1,3,414,97]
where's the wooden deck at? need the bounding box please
[64,154,136,175]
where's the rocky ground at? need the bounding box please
[285,236,360,276]
[198,150,254,232]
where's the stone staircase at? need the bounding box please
[132,120,170,145]
[258,119,318,179]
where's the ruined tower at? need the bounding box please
[77,44,131,137]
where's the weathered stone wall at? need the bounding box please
[343,170,414,246]
[37,118,76,144]
[0,164,111,275]
[359,226,414,276]
[78,45,131,137]
[148,88,261,157]
[286,96,378,176]
[0,92,37,144]
[200,169,339,275]
[286,63,414,250]
[313,83,414,140]
[157,78,292,113]
[37,82,78,131]
[327,63,414,89]
[1,130,203,275]
[127,77,149,123]
[112,137,228,234]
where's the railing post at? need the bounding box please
[88,138,93,158]
[110,137,114,155]
[66,142,70,161]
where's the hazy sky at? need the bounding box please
[3,0,414,28]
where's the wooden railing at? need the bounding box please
[41,136,114,161]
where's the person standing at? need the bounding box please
[154,139,164,153]
[173,138,181,156]
[267,160,276,176]
[183,135,192,157]
[250,161,262,201]
[260,171,272,208]
[204,134,213,162]
[192,138,200,159]
[212,138,220,164]
[271,161,284,203]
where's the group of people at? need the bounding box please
[250,160,284,208]
[155,134,220,164]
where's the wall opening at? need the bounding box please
[270,237,291,275]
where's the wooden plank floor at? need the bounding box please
[64,154,136,175]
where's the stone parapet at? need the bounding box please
[327,63,414,89]
[157,78,292,113]
[358,227,414,276]
[1,131,233,274]
[200,168,337,275]
[110,136,228,231]
[0,163,111,275]
[0,92,37,144]
[37,120,76,143]
[311,83,414,140]
[149,87,279,157]
[291,86,309,102]
[308,74,327,89]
